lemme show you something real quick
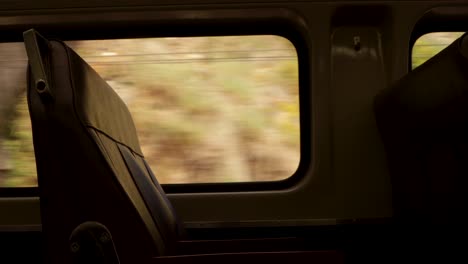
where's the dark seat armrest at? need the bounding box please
[176,237,308,254]
[152,251,344,264]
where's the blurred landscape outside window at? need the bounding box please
[412,32,464,69]
[0,35,300,187]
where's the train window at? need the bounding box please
[0,35,300,187]
[412,32,464,69]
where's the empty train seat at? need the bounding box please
[374,32,468,224]
[25,29,343,264]
[25,29,183,263]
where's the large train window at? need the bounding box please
[412,32,464,69]
[0,35,300,187]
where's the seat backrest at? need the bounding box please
[374,33,468,224]
[24,29,181,264]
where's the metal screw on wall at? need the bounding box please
[353,36,361,51]
[70,242,80,253]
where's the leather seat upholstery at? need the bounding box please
[25,30,182,264]
[374,33,468,224]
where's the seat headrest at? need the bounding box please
[24,29,142,155]
[67,46,143,155]
[375,33,468,131]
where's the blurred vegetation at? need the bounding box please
[0,35,300,186]
[412,32,464,69]
[2,91,37,186]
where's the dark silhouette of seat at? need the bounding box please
[374,33,468,224]
[25,29,182,264]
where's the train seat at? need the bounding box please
[374,32,468,224]
[25,29,183,263]
[24,29,343,264]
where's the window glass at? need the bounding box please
[0,35,300,187]
[412,32,464,69]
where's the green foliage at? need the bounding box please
[2,94,37,187]
[412,32,464,69]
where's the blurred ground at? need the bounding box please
[0,35,300,186]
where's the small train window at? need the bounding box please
[0,35,300,187]
[412,32,464,69]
